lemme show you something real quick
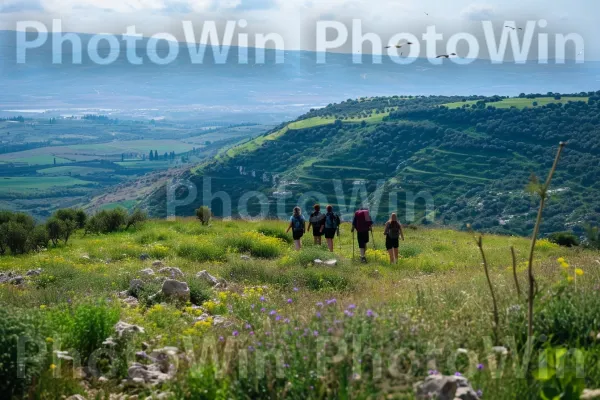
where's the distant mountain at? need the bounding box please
[1,30,599,123]
[145,93,600,236]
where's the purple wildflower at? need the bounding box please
[316,312,322,318]
[348,304,356,310]
[366,309,375,317]
[477,363,484,371]
[269,310,277,316]
[454,372,462,376]
[327,327,333,333]
[326,298,337,305]
[428,369,438,375]
[287,298,293,304]
[232,330,239,337]
[260,296,265,302]
[218,336,225,342]
[245,323,252,329]
[276,315,281,321]
[313,330,319,336]
[293,287,299,292]
[477,389,483,397]
[260,307,266,312]
[344,310,354,317]
[248,346,255,352]
[316,302,324,308]
[284,318,290,324]
[249,331,255,336]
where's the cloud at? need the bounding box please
[461,3,495,21]
[235,0,277,11]
[0,0,42,13]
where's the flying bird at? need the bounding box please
[436,53,457,59]
[424,12,429,15]
[396,41,413,48]
[505,26,516,30]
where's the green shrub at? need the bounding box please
[47,301,120,363]
[6,220,29,254]
[85,208,128,234]
[0,307,48,397]
[177,240,226,262]
[584,225,600,249]
[28,225,49,250]
[54,208,87,229]
[187,279,213,306]
[196,206,211,226]
[257,226,293,244]
[219,232,282,258]
[547,232,580,247]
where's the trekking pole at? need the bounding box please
[352,231,355,260]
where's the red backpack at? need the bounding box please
[354,209,373,232]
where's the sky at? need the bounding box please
[0,0,597,60]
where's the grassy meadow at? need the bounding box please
[2,218,600,399]
[443,96,589,109]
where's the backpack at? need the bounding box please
[387,221,401,239]
[309,212,324,226]
[292,215,304,232]
[354,209,373,232]
[325,212,340,229]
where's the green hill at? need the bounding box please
[146,92,600,236]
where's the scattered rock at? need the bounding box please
[582,389,600,399]
[117,291,129,299]
[81,255,91,260]
[146,392,173,400]
[54,350,74,362]
[313,259,323,265]
[240,255,251,261]
[9,275,24,285]
[114,321,145,338]
[160,280,190,301]
[122,297,139,308]
[142,342,151,351]
[414,374,480,400]
[492,346,508,356]
[136,351,150,361]
[194,313,211,323]
[130,279,144,292]
[324,259,338,266]
[152,260,165,268]
[212,316,233,327]
[66,395,86,400]
[196,270,219,286]
[127,362,173,386]
[98,376,109,383]
[103,337,118,347]
[140,253,150,261]
[26,268,42,276]
[157,267,184,279]
[0,272,12,284]
[140,268,155,276]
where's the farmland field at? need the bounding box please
[443,96,588,109]
[0,176,95,193]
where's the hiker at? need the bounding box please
[321,205,340,252]
[384,213,405,264]
[307,204,325,245]
[351,208,373,263]
[286,206,306,251]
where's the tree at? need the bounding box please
[149,150,154,161]
[196,206,211,225]
[46,218,65,246]
[6,221,29,254]
[154,150,158,160]
[125,209,147,230]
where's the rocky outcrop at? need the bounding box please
[414,374,480,400]
[160,280,190,301]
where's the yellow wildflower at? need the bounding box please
[575,268,584,276]
[557,257,566,264]
[39,305,46,310]
[46,337,54,344]
[49,364,56,370]
[567,276,574,283]
[560,261,569,269]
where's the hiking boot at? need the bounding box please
[360,257,367,264]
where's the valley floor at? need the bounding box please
[1,219,600,399]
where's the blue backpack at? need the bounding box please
[292,215,304,231]
[325,212,340,229]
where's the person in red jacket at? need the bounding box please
[351,208,373,263]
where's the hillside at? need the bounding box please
[146,92,600,236]
[2,217,600,399]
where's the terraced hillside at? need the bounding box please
[146,92,600,236]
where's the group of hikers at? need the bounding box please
[285,204,405,264]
